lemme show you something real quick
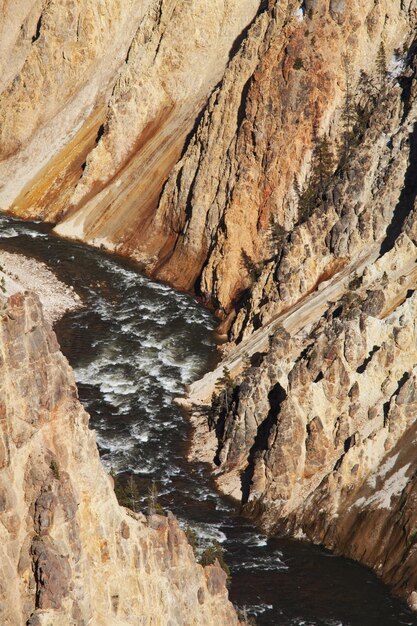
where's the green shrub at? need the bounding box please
[208,367,235,427]
[199,541,231,580]
[50,459,60,480]
[269,217,287,253]
[111,470,141,512]
[185,527,199,556]
[241,251,263,284]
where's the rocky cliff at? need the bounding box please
[2,0,417,616]
[0,290,238,625]
[0,0,260,279]
[183,30,417,611]
[2,1,414,316]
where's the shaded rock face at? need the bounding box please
[185,44,417,609]
[0,292,238,625]
[3,0,417,616]
[2,0,414,317]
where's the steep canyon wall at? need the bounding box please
[0,289,238,625]
[1,1,414,315]
[185,33,417,611]
[2,0,417,616]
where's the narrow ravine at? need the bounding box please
[1,213,416,626]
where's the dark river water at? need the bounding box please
[1,213,416,626]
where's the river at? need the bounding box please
[1,213,415,626]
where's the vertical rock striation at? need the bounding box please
[1,1,413,316]
[0,0,261,274]
[184,40,417,610]
[0,0,150,219]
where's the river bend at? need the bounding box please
[1,214,415,626]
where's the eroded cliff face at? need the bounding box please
[204,240,417,608]
[0,0,260,270]
[3,0,417,615]
[0,0,149,219]
[183,41,417,610]
[0,291,238,625]
[152,0,415,316]
[2,1,415,317]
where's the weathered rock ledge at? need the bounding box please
[0,250,82,324]
[182,37,417,611]
[0,290,238,625]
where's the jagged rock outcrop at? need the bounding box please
[3,0,417,616]
[0,290,238,625]
[183,40,417,610]
[2,1,415,317]
[202,235,417,609]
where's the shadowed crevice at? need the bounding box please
[379,122,417,256]
[228,0,269,61]
[32,14,43,43]
[356,345,380,374]
[383,372,412,426]
[241,382,287,504]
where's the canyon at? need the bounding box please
[1,0,417,623]
[0,277,238,625]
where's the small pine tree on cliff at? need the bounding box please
[313,135,334,188]
[339,53,356,166]
[376,42,388,89]
[147,480,164,516]
[298,135,334,223]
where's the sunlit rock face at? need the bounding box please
[0,291,238,626]
[2,0,417,615]
[150,0,415,316]
[184,39,417,610]
[209,237,417,609]
[0,0,260,295]
[1,1,414,316]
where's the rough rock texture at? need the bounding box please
[0,0,148,218]
[0,0,260,263]
[0,291,238,625]
[2,1,414,317]
[3,0,417,615]
[230,35,417,342]
[152,0,415,316]
[0,250,82,324]
[183,40,417,610]
[54,0,260,255]
[204,237,417,609]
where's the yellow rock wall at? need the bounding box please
[0,291,238,625]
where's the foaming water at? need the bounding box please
[1,214,416,626]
